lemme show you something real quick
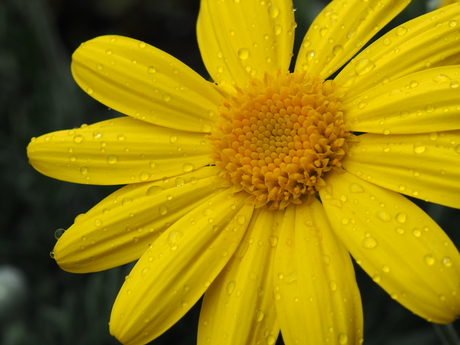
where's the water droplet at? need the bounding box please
[413,142,426,153]
[266,334,276,345]
[355,59,376,76]
[162,93,171,101]
[450,80,459,89]
[349,183,364,193]
[107,155,117,164]
[256,310,264,322]
[94,219,102,227]
[442,256,453,267]
[86,87,94,95]
[73,134,84,144]
[395,212,407,223]
[159,205,168,215]
[412,228,421,237]
[54,228,66,239]
[362,237,378,249]
[372,274,381,282]
[146,185,163,196]
[269,236,278,247]
[226,281,235,295]
[175,177,185,186]
[238,48,249,60]
[49,250,55,259]
[273,25,282,35]
[80,166,88,175]
[182,163,194,172]
[376,211,391,222]
[139,172,149,181]
[449,19,458,27]
[237,215,246,225]
[268,4,279,18]
[424,254,435,265]
[329,281,338,291]
[338,333,348,344]
[396,26,407,36]
[170,136,178,143]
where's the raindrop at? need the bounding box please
[329,281,338,291]
[424,254,435,265]
[269,236,278,247]
[169,136,178,143]
[349,183,364,193]
[395,212,407,223]
[413,142,426,153]
[49,250,55,259]
[159,205,168,215]
[362,237,378,249]
[107,155,118,164]
[450,80,459,89]
[354,59,376,76]
[395,26,407,36]
[338,333,348,344]
[226,281,236,295]
[162,93,171,102]
[80,166,88,175]
[273,25,282,35]
[332,44,344,56]
[182,163,194,172]
[146,185,164,196]
[237,215,246,225]
[256,310,264,322]
[54,228,66,239]
[238,48,250,60]
[268,4,280,18]
[139,172,149,181]
[148,66,156,74]
[73,134,84,144]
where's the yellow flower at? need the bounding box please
[27,0,460,344]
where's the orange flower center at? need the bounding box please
[209,71,350,210]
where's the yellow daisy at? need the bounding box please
[27,0,460,344]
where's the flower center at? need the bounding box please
[209,71,350,210]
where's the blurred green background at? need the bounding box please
[1,0,459,344]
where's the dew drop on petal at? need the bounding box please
[238,48,250,60]
[362,237,378,249]
[354,59,376,76]
[413,142,426,153]
[376,211,391,222]
[395,212,407,223]
[182,163,194,172]
[159,205,168,215]
[424,254,435,265]
[226,281,236,295]
[54,228,66,239]
[107,155,118,164]
[338,333,348,344]
[162,93,171,102]
[268,4,280,18]
[349,183,364,193]
[146,186,164,196]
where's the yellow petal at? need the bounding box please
[295,0,410,79]
[72,35,222,132]
[27,117,213,185]
[343,131,460,209]
[320,170,460,323]
[53,167,225,273]
[198,208,282,345]
[275,199,363,345]
[336,3,460,99]
[343,66,460,134]
[110,189,255,345]
[197,0,295,87]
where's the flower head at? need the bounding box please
[27,0,460,344]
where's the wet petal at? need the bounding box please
[275,199,363,345]
[343,66,460,134]
[295,0,410,79]
[320,170,460,323]
[197,0,295,87]
[198,209,282,345]
[336,4,460,99]
[72,35,222,132]
[53,167,225,273]
[110,189,255,345]
[343,131,460,209]
[27,117,213,185]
